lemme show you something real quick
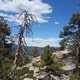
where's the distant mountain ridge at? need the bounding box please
[12,44,58,56]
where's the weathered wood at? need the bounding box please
[10,10,33,80]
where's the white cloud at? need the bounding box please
[0,0,53,23]
[54,21,60,25]
[24,37,61,47]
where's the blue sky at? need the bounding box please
[26,0,80,47]
[0,0,80,47]
[32,0,80,38]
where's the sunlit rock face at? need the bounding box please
[23,78,33,80]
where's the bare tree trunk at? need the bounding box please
[76,46,79,76]
[10,11,32,80]
[11,27,24,79]
[12,36,21,80]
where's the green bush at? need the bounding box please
[70,75,80,80]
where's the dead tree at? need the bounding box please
[10,10,33,80]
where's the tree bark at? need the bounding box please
[76,46,80,76]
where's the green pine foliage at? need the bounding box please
[41,46,64,75]
[70,75,80,80]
